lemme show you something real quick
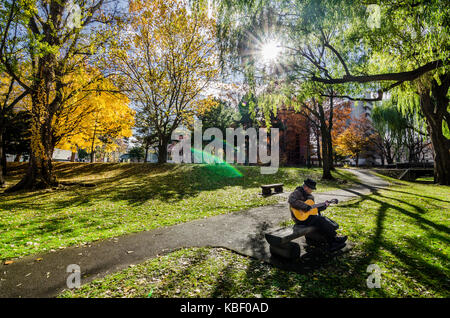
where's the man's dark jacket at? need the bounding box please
[288,186,326,223]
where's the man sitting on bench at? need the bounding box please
[288,178,347,251]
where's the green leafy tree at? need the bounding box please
[236,93,260,129]
[198,98,238,133]
[77,148,88,162]
[1,109,31,181]
[134,109,158,163]
[128,146,145,163]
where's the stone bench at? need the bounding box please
[261,183,284,196]
[265,224,325,259]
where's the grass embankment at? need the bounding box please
[0,162,356,260]
[60,174,450,298]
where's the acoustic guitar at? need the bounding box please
[290,199,339,222]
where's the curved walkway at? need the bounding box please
[0,169,389,298]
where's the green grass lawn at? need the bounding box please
[59,175,450,298]
[0,162,356,260]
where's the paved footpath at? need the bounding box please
[0,169,389,298]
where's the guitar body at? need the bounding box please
[290,199,319,222]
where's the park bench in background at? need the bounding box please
[261,183,284,196]
[399,168,434,181]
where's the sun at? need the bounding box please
[260,40,282,64]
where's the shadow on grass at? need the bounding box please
[225,181,450,297]
[336,187,449,294]
[340,187,450,235]
[0,163,350,210]
[0,164,331,256]
[0,213,112,247]
[152,248,212,297]
[378,187,450,204]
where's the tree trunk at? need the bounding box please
[386,150,394,165]
[90,118,99,163]
[157,139,168,164]
[306,134,311,168]
[407,145,413,164]
[320,127,334,180]
[316,131,322,167]
[2,144,7,177]
[6,143,57,192]
[0,128,4,187]
[70,152,76,162]
[420,76,450,185]
[144,143,149,163]
[5,71,58,192]
[327,133,335,171]
[428,123,450,185]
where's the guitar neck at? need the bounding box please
[310,203,326,209]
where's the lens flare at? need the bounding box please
[190,148,243,178]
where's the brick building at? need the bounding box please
[271,107,310,166]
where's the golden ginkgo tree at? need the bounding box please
[52,67,134,162]
[0,0,121,191]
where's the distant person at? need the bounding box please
[288,178,347,251]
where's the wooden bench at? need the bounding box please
[261,183,284,196]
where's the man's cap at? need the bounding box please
[303,178,317,190]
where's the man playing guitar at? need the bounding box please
[288,178,347,251]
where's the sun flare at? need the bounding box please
[260,40,282,64]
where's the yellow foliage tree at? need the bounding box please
[1,0,118,191]
[52,67,134,162]
[335,115,374,166]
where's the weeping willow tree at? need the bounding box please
[358,1,449,184]
[212,0,449,184]
[371,101,407,165]
[211,0,361,179]
[371,99,431,165]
